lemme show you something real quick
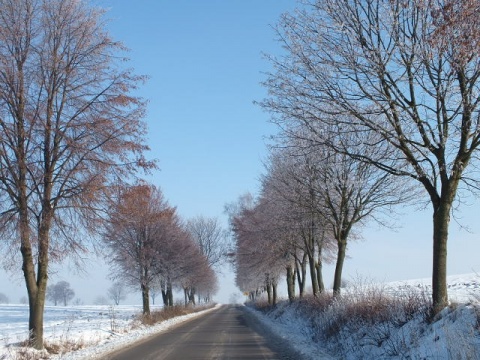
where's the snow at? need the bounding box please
[0,304,218,359]
[1,274,480,359]
[245,273,480,359]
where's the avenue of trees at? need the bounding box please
[103,183,218,315]
[0,1,221,349]
[229,0,480,314]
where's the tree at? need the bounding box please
[261,0,480,313]
[0,0,153,348]
[103,183,176,315]
[186,216,228,271]
[262,150,336,298]
[94,296,108,305]
[229,194,287,305]
[107,282,127,306]
[0,293,9,304]
[46,281,75,306]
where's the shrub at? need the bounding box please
[137,304,215,326]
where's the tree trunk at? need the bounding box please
[286,264,296,302]
[333,239,347,296]
[308,253,319,296]
[161,290,168,306]
[141,283,150,315]
[266,282,272,305]
[272,282,277,306]
[188,288,196,305]
[295,254,307,297]
[317,244,325,293]
[432,201,451,314]
[167,281,173,307]
[23,202,53,349]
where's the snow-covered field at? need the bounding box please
[247,273,480,360]
[0,304,218,359]
[1,274,480,359]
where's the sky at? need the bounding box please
[1,0,480,305]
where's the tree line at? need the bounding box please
[0,0,220,350]
[103,183,222,315]
[229,0,480,315]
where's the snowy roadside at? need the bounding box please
[0,304,220,360]
[243,304,337,359]
[243,273,480,360]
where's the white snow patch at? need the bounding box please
[245,273,480,359]
[1,274,480,359]
[0,304,219,359]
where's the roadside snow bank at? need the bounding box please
[246,274,480,359]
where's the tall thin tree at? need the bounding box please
[0,0,153,348]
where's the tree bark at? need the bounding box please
[141,283,150,315]
[266,282,272,305]
[161,290,168,306]
[167,281,173,307]
[432,201,451,313]
[316,259,324,293]
[295,254,307,297]
[333,239,347,296]
[286,264,296,302]
[272,282,277,306]
[308,253,319,296]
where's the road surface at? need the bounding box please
[100,305,304,359]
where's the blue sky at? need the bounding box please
[1,0,480,305]
[99,0,296,221]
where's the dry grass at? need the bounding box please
[138,304,215,326]
[251,278,434,358]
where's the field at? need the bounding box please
[1,274,480,359]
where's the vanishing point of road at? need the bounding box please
[100,305,306,360]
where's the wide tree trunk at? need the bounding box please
[141,283,150,315]
[432,201,451,314]
[167,281,173,306]
[22,200,53,349]
[188,288,196,305]
[161,290,168,306]
[286,264,296,302]
[333,239,347,295]
[266,282,272,305]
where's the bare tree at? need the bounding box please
[261,0,480,313]
[0,0,153,348]
[0,293,9,304]
[230,195,286,305]
[186,216,228,271]
[46,281,74,306]
[94,296,108,305]
[262,150,336,297]
[103,183,174,315]
[107,282,127,306]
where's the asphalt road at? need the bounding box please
[100,305,304,360]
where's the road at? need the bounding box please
[100,305,304,360]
